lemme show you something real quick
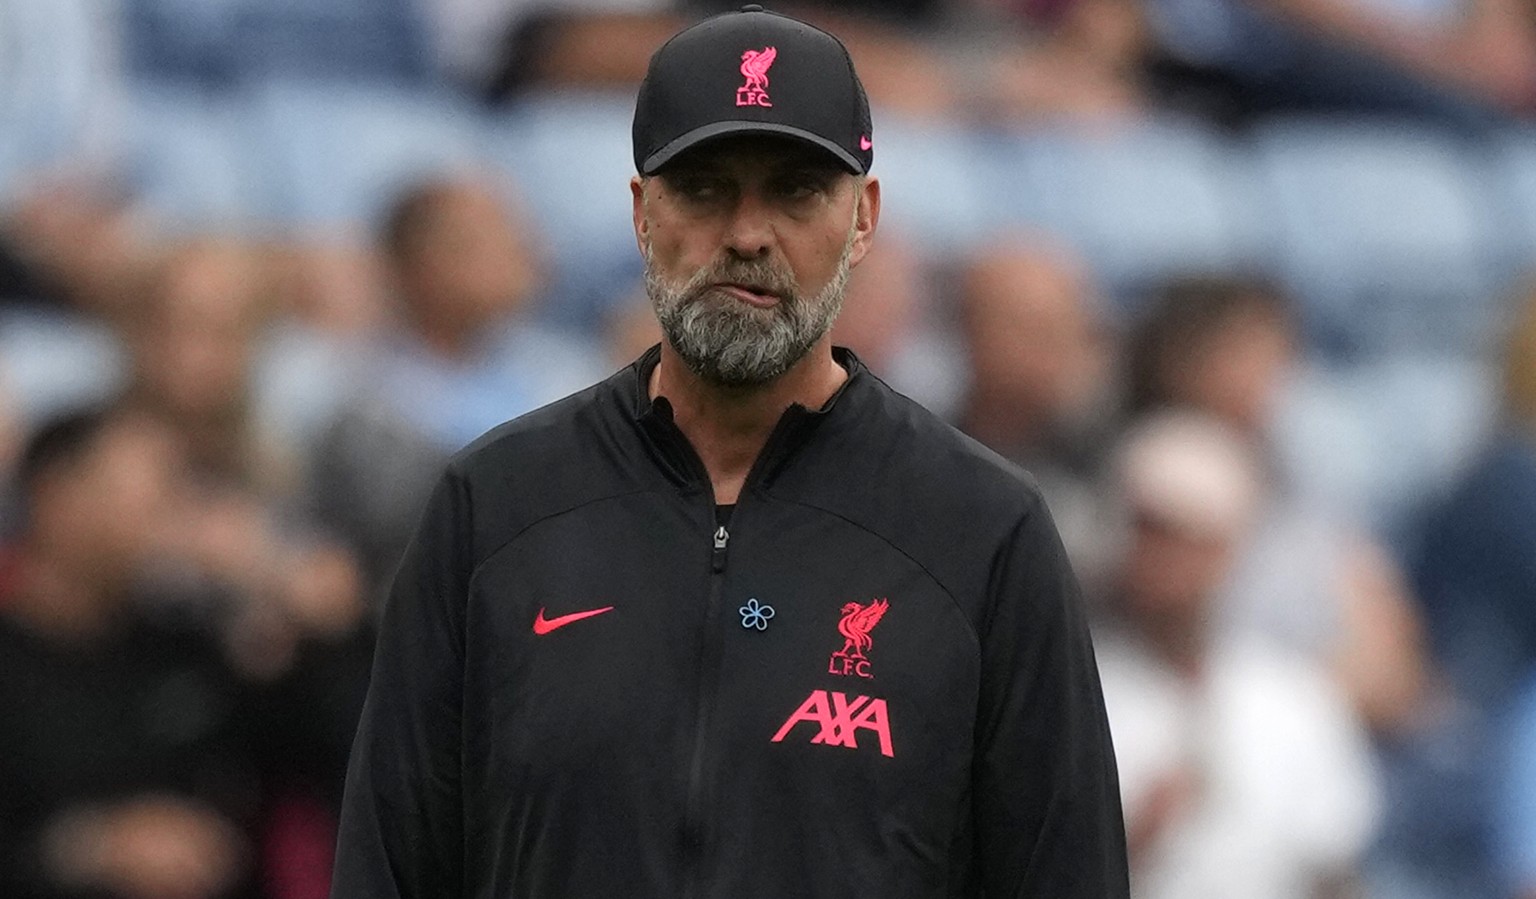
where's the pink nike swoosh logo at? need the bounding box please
[860,135,872,151]
[533,605,615,635]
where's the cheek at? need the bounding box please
[644,218,714,278]
[782,231,850,293]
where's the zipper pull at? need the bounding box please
[712,525,729,571]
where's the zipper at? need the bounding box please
[683,513,730,898]
[667,408,801,898]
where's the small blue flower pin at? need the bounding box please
[739,597,775,631]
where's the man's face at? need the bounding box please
[34,415,185,588]
[397,185,539,330]
[632,137,879,386]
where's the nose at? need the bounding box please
[723,190,774,259]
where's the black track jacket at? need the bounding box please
[332,346,1128,899]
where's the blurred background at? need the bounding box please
[1,0,1535,897]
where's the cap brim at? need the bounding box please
[640,121,864,175]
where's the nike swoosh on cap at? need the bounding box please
[533,605,615,635]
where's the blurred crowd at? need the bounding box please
[2,0,1536,898]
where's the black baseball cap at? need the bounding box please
[632,5,873,176]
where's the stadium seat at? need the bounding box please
[1274,356,1498,533]
[1248,118,1507,358]
[228,0,431,83]
[0,0,120,205]
[0,307,125,427]
[121,0,430,84]
[484,91,645,330]
[1484,127,1536,272]
[864,113,993,254]
[120,81,271,229]
[252,80,488,230]
[979,117,1262,311]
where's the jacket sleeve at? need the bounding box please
[331,467,471,898]
[972,491,1129,898]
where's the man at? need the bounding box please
[332,6,1127,897]
[1094,411,1378,898]
[0,409,257,899]
[312,174,604,595]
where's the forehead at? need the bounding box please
[657,135,849,177]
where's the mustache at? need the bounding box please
[680,256,798,303]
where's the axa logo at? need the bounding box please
[737,46,776,107]
[829,597,888,679]
[770,689,894,758]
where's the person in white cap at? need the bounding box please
[1093,410,1379,899]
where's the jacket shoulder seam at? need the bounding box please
[466,487,668,593]
[771,494,983,651]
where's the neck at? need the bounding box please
[651,341,846,504]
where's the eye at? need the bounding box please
[773,167,843,204]
[667,174,727,203]
[772,174,825,201]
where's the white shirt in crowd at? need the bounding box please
[1095,630,1381,899]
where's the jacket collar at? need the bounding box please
[627,344,868,490]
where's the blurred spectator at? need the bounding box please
[953,237,1118,585]
[1095,410,1379,899]
[472,1,682,96]
[1409,280,1536,714]
[1125,274,1294,435]
[311,175,607,594]
[684,0,1148,122]
[255,238,390,339]
[1379,281,1536,898]
[1125,274,1429,735]
[1,178,156,319]
[0,408,259,899]
[961,0,1149,123]
[1143,0,1536,125]
[829,231,963,416]
[108,235,375,890]
[121,238,300,498]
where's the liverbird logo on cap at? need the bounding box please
[828,597,888,679]
[736,46,777,107]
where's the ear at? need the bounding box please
[630,175,649,257]
[847,176,881,269]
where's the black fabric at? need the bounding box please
[333,345,1128,898]
[0,607,262,899]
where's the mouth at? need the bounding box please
[714,282,782,309]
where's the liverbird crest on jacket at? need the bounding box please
[829,597,888,679]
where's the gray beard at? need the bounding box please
[644,234,854,388]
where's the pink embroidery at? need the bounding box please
[770,689,895,757]
[860,135,872,151]
[828,598,888,679]
[737,46,777,107]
